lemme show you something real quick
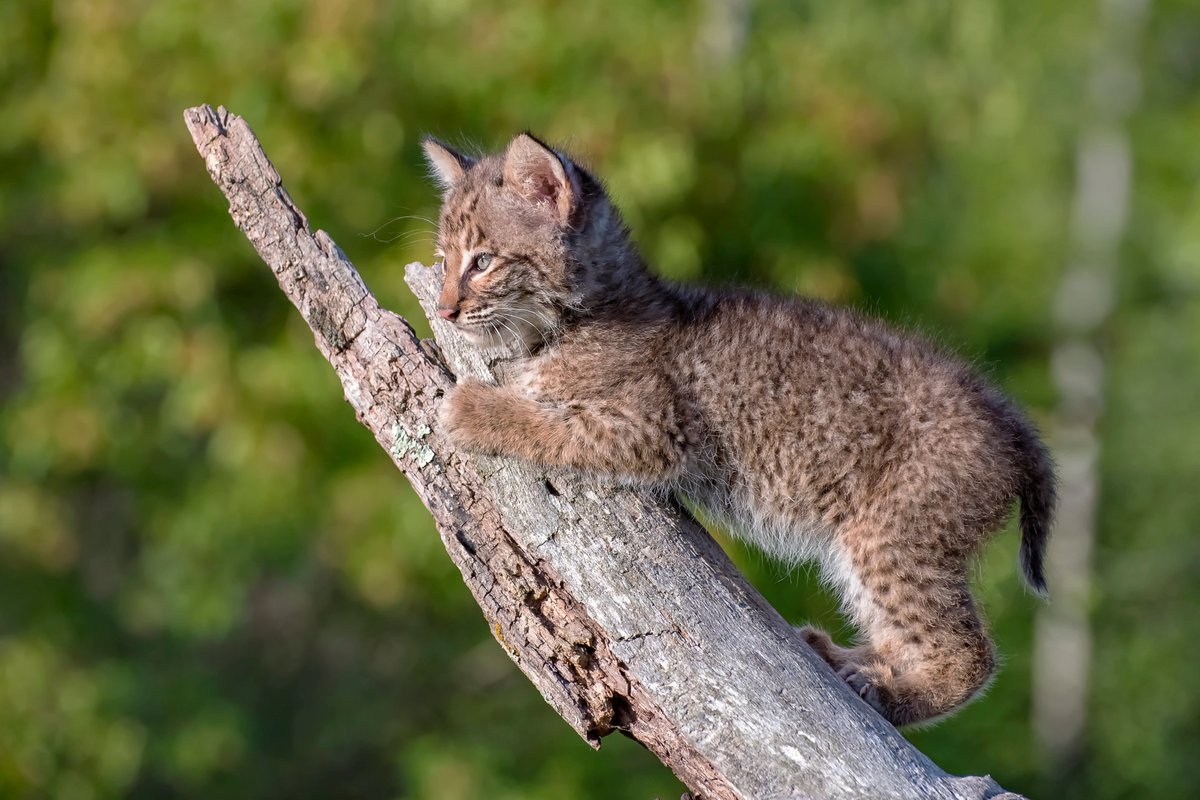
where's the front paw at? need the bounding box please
[439,377,503,453]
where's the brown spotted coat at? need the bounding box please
[422,132,1056,727]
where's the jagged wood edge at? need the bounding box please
[182,103,1027,800]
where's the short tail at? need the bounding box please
[1015,422,1056,596]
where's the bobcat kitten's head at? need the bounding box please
[421,132,632,350]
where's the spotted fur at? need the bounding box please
[422,132,1056,727]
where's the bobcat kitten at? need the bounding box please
[422,132,1055,727]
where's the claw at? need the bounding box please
[838,665,883,713]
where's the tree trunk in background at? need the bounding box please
[184,103,1029,800]
[1035,0,1148,773]
[698,0,750,66]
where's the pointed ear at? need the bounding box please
[421,136,474,191]
[503,133,578,225]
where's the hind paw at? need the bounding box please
[838,664,886,715]
[798,624,855,671]
[798,625,833,651]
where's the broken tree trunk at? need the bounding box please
[183,103,1026,800]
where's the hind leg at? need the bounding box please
[818,527,997,726]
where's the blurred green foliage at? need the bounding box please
[2,0,1199,798]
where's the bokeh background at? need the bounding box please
[3,0,1199,798]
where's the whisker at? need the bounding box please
[362,214,437,243]
[504,307,557,350]
[483,320,504,349]
[497,310,548,355]
[387,231,437,246]
[494,314,532,356]
[500,309,543,347]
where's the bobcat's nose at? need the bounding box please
[437,306,460,322]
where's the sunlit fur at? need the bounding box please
[423,132,1056,727]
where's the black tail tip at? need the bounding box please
[1020,544,1048,597]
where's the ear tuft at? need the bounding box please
[421,136,475,191]
[503,133,577,224]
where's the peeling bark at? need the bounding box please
[183,103,1026,800]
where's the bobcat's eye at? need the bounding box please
[469,252,494,274]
